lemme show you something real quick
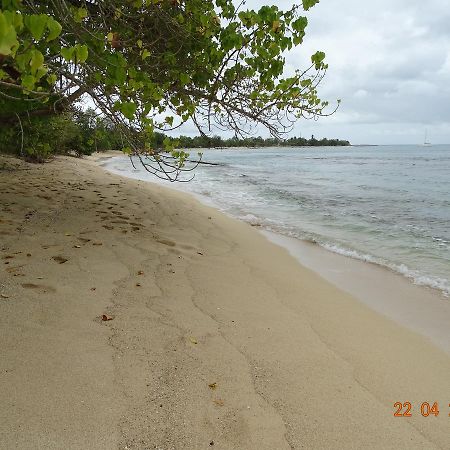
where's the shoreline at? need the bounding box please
[102,153,450,299]
[1,153,450,449]
[102,153,450,355]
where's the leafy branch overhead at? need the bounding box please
[0,0,337,180]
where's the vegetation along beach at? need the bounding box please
[1,0,450,449]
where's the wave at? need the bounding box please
[320,243,449,297]
[234,213,450,298]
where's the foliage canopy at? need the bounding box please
[0,0,335,179]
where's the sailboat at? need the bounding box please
[423,129,432,146]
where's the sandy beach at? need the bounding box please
[1,153,450,450]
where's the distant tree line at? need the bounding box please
[172,134,350,148]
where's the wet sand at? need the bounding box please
[263,230,450,355]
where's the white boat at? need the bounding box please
[424,129,432,146]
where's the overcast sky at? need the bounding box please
[276,0,450,144]
[175,0,450,145]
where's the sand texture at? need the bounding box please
[1,154,449,449]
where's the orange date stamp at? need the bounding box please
[394,402,450,417]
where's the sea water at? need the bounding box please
[103,145,450,297]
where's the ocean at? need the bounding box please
[103,145,450,297]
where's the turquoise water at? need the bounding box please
[104,145,450,296]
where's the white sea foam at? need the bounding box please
[319,243,450,297]
[238,213,262,225]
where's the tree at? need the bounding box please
[0,0,337,180]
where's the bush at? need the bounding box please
[0,109,124,161]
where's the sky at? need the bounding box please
[278,0,450,144]
[176,0,450,145]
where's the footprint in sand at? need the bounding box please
[179,244,196,251]
[52,256,68,264]
[21,283,56,294]
[156,239,176,247]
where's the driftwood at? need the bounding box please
[186,159,221,166]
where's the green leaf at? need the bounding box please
[15,50,32,71]
[120,101,137,120]
[293,35,303,45]
[30,49,44,74]
[300,78,312,87]
[3,10,23,32]
[165,116,174,126]
[46,73,57,85]
[311,50,326,69]
[302,0,320,11]
[163,136,174,150]
[46,17,62,41]
[21,74,36,90]
[179,73,190,86]
[76,44,88,63]
[73,7,88,23]
[35,65,48,80]
[60,46,75,62]
[0,11,18,56]
[292,17,307,33]
[25,14,48,41]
